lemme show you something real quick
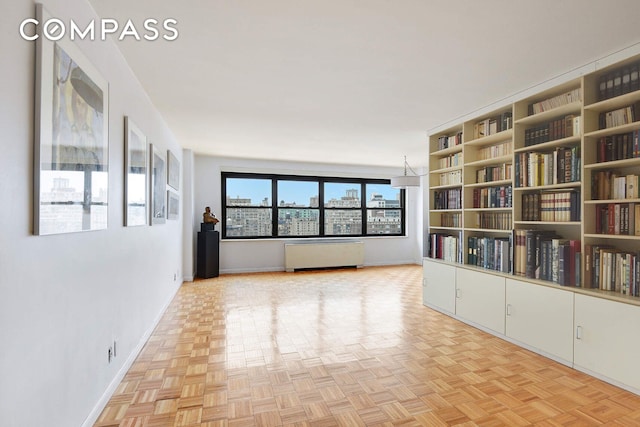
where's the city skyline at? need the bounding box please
[226,177,400,207]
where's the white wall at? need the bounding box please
[0,1,183,426]
[190,155,423,275]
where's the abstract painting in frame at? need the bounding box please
[34,3,109,235]
[124,117,148,226]
[167,150,179,191]
[150,144,166,225]
[167,191,179,220]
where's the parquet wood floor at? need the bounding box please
[94,265,640,426]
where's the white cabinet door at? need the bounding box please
[574,294,640,392]
[422,259,456,314]
[455,268,505,334]
[505,279,574,364]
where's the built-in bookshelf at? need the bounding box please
[582,55,640,296]
[424,49,640,396]
[427,53,640,296]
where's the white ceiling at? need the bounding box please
[88,0,640,168]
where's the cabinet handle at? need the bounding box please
[576,326,583,340]
[455,288,461,299]
[506,304,512,316]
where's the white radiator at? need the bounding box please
[284,241,364,272]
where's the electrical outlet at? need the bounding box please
[108,346,113,363]
[113,340,117,358]
[173,272,177,281]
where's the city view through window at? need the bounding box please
[223,174,404,238]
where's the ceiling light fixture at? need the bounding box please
[390,155,421,188]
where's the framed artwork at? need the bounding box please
[167,191,179,220]
[167,150,179,190]
[150,143,166,225]
[34,3,109,235]
[124,117,148,226]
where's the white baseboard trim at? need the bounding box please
[220,267,285,274]
[220,262,421,275]
[80,283,181,427]
[364,260,421,267]
[182,275,195,282]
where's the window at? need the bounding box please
[277,180,319,236]
[224,177,272,237]
[366,183,402,235]
[222,172,405,239]
[324,182,361,236]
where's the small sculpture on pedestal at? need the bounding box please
[202,206,219,231]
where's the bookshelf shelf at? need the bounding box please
[429,226,462,231]
[430,183,463,190]
[430,165,463,174]
[514,221,581,226]
[514,135,581,153]
[465,129,513,147]
[514,101,582,126]
[513,182,581,191]
[466,207,513,212]
[431,144,463,157]
[584,233,640,240]
[465,155,512,168]
[429,209,462,213]
[465,228,512,233]
[585,198,640,204]
[584,157,640,169]
[464,179,512,188]
[584,122,640,139]
[584,89,640,112]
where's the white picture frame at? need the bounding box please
[124,117,148,226]
[34,3,109,235]
[167,149,179,191]
[150,144,166,225]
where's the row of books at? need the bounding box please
[440,212,461,228]
[438,169,462,186]
[597,62,640,102]
[521,190,580,222]
[427,232,462,263]
[433,188,462,210]
[467,236,512,273]
[584,245,640,295]
[514,147,580,188]
[473,112,513,139]
[477,141,512,160]
[595,131,640,162]
[472,186,512,208]
[529,88,582,115]
[524,114,580,147]
[594,203,640,235]
[436,131,463,151]
[514,230,581,287]
[591,171,639,200]
[475,163,512,184]
[437,152,462,170]
[599,101,640,129]
[474,212,512,230]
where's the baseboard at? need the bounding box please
[220,262,420,275]
[364,260,422,267]
[220,267,285,274]
[182,274,195,282]
[573,364,640,396]
[80,283,181,427]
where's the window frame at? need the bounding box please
[221,172,405,240]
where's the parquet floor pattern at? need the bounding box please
[95,265,640,426]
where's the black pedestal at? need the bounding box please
[197,230,219,278]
